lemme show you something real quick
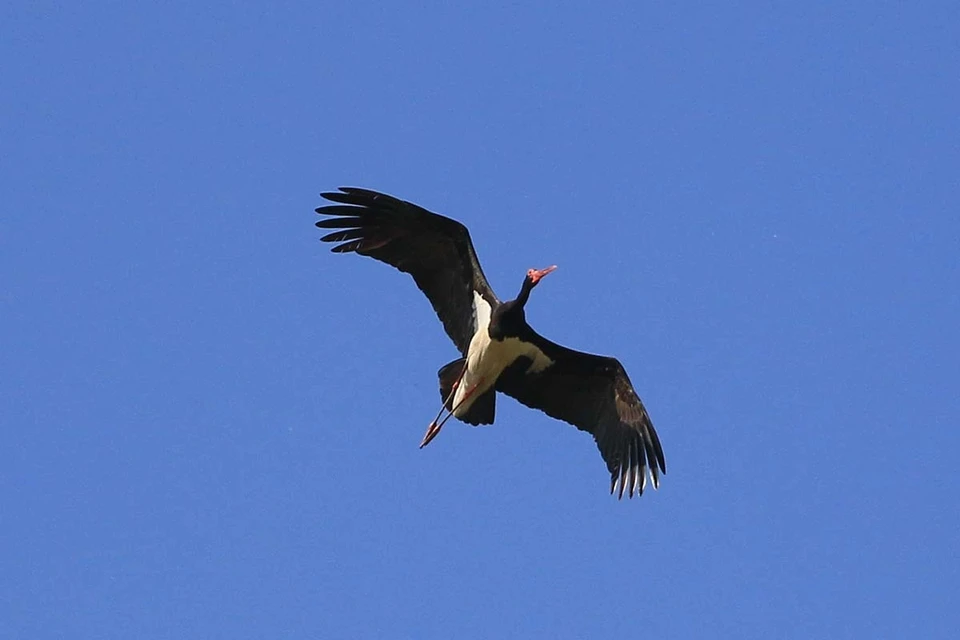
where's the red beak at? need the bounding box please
[528,265,558,284]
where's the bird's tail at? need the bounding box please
[437,358,495,426]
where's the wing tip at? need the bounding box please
[608,436,665,501]
[318,187,355,202]
[330,240,362,253]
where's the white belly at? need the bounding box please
[451,327,553,418]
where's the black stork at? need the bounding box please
[316,187,666,499]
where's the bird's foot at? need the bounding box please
[419,376,483,449]
[419,421,443,449]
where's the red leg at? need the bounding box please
[421,362,467,448]
[419,374,483,449]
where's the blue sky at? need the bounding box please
[3,2,958,637]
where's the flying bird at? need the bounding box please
[316,187,666,498]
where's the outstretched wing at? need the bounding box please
[496,334,665,499]
[316,187,499,355]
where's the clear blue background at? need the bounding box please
[3,2,958,638]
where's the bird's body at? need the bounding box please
[454,294,554,419]
[316,187,665,498]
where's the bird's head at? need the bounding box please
[516,265,557,306]
[525,265,557,288]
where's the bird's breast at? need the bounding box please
[452,325,555,417]
[463,330,554,390]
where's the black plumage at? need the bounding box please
[316,187,666,498]
[317,187,497,355]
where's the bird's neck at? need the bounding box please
[515,278,534,308]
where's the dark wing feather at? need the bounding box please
[316,187,499,355]
[496,335,665,499]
